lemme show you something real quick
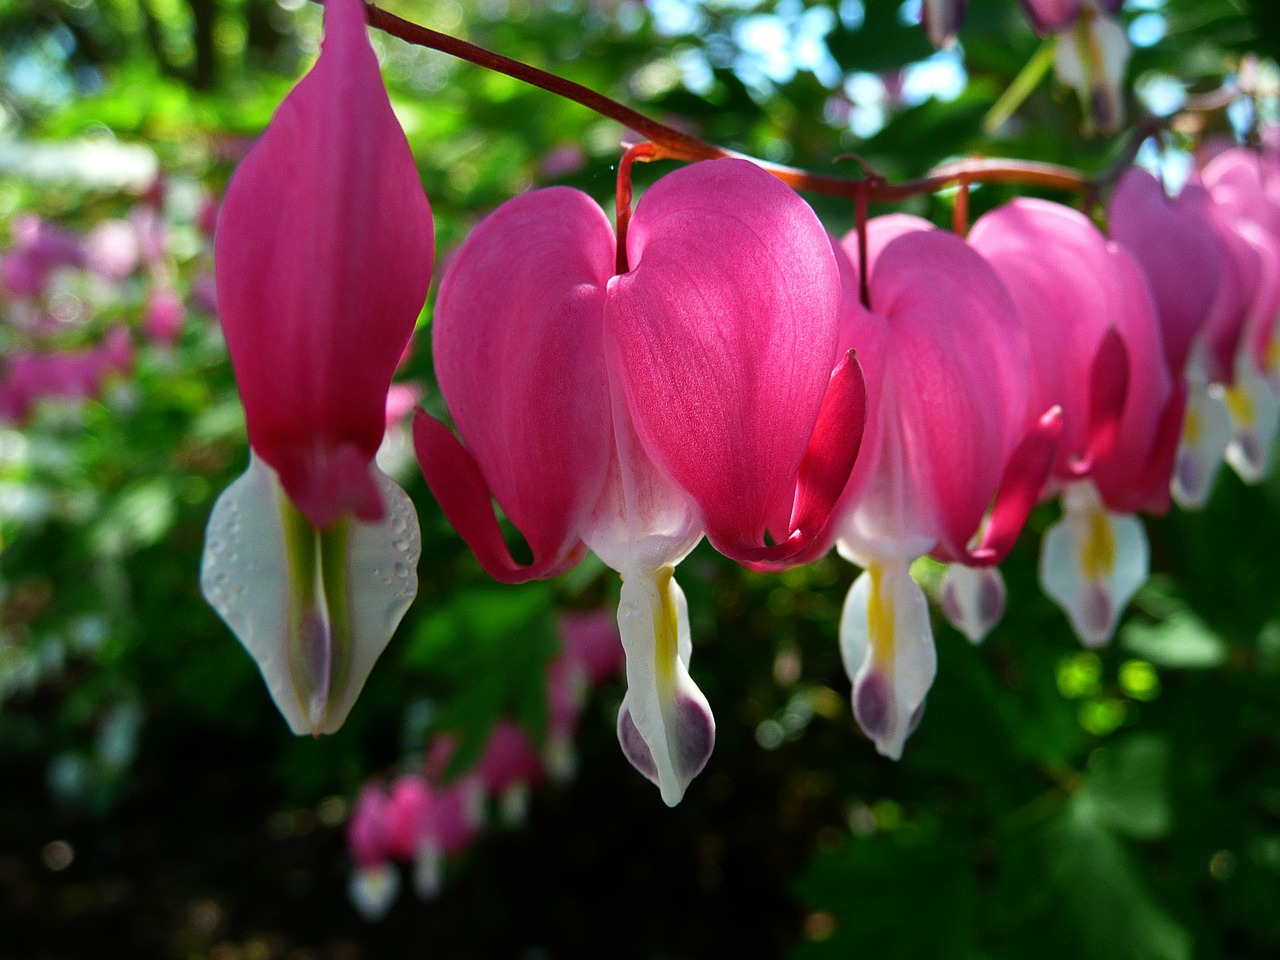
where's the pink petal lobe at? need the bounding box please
[424,187,616,582]
[1108,168,1220,376]
[933,404,1063,566]
[214,0,433,528]
[1068,326,1130,478]
[849,225,1028,561]
[1090,246,1175,514]
[1173,181,1263,385]
[607,159,846,561]
[413,411,585,583]
[971,199,1125,479]
[1019,0,1082,35]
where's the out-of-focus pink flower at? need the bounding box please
[130,205,168,267]
[921,0,966,48]
[1109,168,1221,379]
[2,215,86,300]
[191,272,218,316]
[1200,149,1280,484]
[346,784,400,921]
[143,286,186,347]
[384,775,432,862]
[539,144,587,179]
[200,0,431,738]
[85,220,140,281]
[198,196,220,237]
[544,655,587,781]
[477,718,543,825]
[559,609,624,686]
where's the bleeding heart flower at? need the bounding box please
[1020,0,1128,135]
[346,784,400,921]
[971,198,1175,647]
[201,0,433,737]
[818,216,1055,758]
[1109,168,1221,379]
[415,158,866,804]
[1201,150,1280,484]
[477,718,544,826]
[1170,178,1269,505]
[142,286,186,347]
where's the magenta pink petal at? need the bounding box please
[1109,168,1220,376]
[214,0,432,528]
[1019,0,1083,35]
[1091,246,1175,513]
[1067,327,1130,478]
[422,187,616,582]
[970,199,1125,479]
[413,411,587,583]
[933,404,1063,566]
[1130,385,1188,515]
[761,350,868,563]
[863,226,1029,558]
[606,158,847,561]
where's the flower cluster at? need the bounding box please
[343,610,623,920]
[0,178,220,425]
[202,0,1280,807]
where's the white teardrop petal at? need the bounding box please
[614,567,714,806]
[1223,352,1280,483]
[839,560,936,760]
[1040,482,1148,648]
[1172,380,1232,509]
[939,563,1007,645]
[200,454,420,736]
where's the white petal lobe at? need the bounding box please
[201,454,420,736]
[839,560,936,760]
[1039,482,1147,648]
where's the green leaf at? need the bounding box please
[1075,733,1172,840]
[1121,612,1228,669]
[1043,807,1191,960]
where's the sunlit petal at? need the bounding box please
[1039,482,1148,647]
[201,454,419,735]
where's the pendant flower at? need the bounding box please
[811,215,1057,758]
[1020,0,1129,135]
[415,158,866,804]
[1171,176,1271,505]
[970,199,1176,647]
[1201,150,1280,484]
[201,0,433,736]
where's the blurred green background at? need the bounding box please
[2,0,1280,957]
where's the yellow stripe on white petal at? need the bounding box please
[1172,378,1232,509]
[1039,481,1147,648]
[939,562,1007,645]
[839,559,935,760]
[200,453,420,736]
[615,566,714,807]
[1223,351,1280,483]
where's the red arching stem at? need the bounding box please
[854,183,871,311]
[615,142,663,274]
[952,176,971,236]
[357,2,1089,201]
